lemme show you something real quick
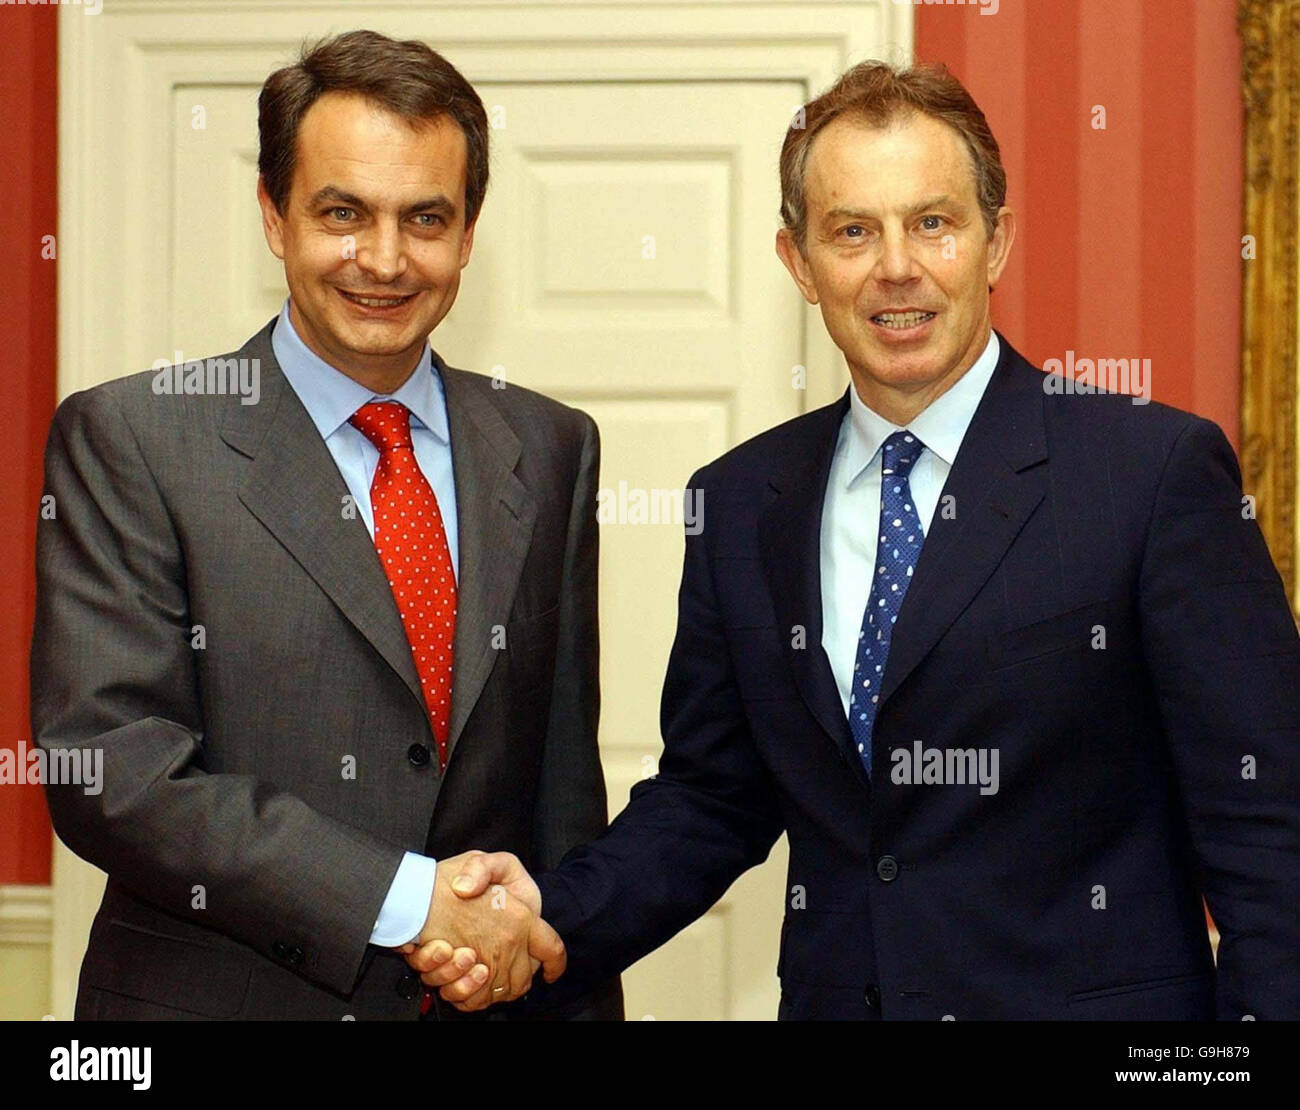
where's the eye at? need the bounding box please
[328,207,354,222]
[920,214,945,231]
[414,213,444,228]
[842,224,866,240]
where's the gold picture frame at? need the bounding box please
[1240,0,1299,618]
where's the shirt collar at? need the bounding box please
[840,328,1000,487]
[271,298,449,443]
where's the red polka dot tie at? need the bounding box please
[349,401,456,770]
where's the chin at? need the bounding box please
[345,334,416,355]
[867,349,941,373]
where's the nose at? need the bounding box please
[356,219,408,284]
[874,224,921,286]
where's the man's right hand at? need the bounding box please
[403,851,562,1010]
[405,850,564,1010]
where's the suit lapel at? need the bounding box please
[439,365,537,761]
[220,319,427,716]
[758,395,867,784]
[222,326,540,765]
[878,332,1049,706]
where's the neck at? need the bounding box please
[850,326,991,426]
[340,360,423,397]
[288,300,423,395]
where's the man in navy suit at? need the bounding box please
[408,60,1300,1019]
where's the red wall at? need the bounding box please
[1,7,57,885]
[918,0,1243,441]
[0,2,1246,884]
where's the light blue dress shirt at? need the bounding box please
[272,299,449,948]
[820,329,1001,717]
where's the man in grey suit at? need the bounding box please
[30,29,622,1021]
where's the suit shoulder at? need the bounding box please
[1024,357,1238,502]
[441,364,596,442]
[50,367,171,453]
[688,398,846,487]
[55,343,259,430]
[1039,371,1226,460]
[56,365,162,418]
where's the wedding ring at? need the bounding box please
[492,986,506,994]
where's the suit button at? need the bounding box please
[876,855,899,882]
[864,984,881,1008]
[407,743,431,767]
[395,970,421,1000]
[271,940,289,959]
[287,945,304,966]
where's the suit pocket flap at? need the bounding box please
[1068,969,1212,1003]
[83,919,253,1018]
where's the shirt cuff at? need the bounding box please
[369,851,438,947]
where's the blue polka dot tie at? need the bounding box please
[849,430,927,775]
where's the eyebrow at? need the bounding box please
[821,195,960,223]
[307,185,458,220]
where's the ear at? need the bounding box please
[458,213,477,270]
[985,206,1016,288]
[775,228,819,305]
[256,176,286,261]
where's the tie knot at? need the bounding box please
[349,401,413,452]
[881,430,924,480]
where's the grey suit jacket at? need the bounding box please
[30,316,623,1020]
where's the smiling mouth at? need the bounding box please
[871,310,937,329]
[337,289,418,309]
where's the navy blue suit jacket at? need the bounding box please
[536,331,1300,1020]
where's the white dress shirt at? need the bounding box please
[820,330,1001,717]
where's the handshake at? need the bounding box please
[396,851,563,1012]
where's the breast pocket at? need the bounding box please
[988,600,1114,670]
[504,605,561,692]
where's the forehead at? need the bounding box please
[292,92,467,191]
[802,111,976,206]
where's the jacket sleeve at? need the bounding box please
[532,411,610,866]
[1137,415,1300,1019]
[532,465,785,1003]
[30,386,404,996]
[524,409,623,1019]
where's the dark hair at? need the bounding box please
[258,29,489,226]
[780,60,1006,250]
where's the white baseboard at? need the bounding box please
[0,884,54,947]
